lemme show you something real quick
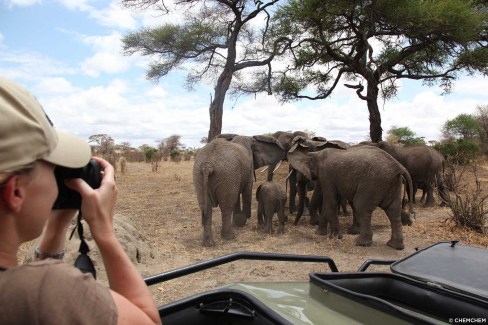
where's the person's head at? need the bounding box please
[0,77,91,240]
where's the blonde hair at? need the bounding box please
[0,162,37,186]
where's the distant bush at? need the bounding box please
[170,149,181,162]
[143,147,158,163]
[435,139,481,164]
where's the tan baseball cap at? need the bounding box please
[0,77,91,172]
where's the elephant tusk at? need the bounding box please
[260,166,269,173]
[272,160,282,174]
[285,168,293,180]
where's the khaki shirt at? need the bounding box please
[0,259,117,324]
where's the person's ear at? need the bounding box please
[1,176,24,213]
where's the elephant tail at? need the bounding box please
[401,168,416,224]
[201,162,214,225]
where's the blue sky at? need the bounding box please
[1,0,487,149]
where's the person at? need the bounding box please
[0,77,161,324]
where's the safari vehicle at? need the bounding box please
[145,241,488,324]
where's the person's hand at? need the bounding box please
[65,156,117,241]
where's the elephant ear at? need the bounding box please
[216,133,238,141]
[312,136,327,142]
[319,141,347,150]
[287,143,313,180]
[291,135,308,146]
[251,136,286,169]
[256,183,263,200]
[314,140,346,151]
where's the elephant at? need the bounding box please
[287,143,415,250]
[268,131,309,214]
[290,136,349,225]
[361,141,450,207]
[256,181,287,234]
[193,135,285,247]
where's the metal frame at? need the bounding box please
[144,252,339,285]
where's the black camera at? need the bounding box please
[52,159,102,209]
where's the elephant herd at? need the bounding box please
[193,131,449,250]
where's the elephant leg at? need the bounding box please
[347,204,360,235]
[412,182,418,204]
[383,204,405,250]
[234,184,252,228]
[437,175,450,207]
[288,168,297,214]
[257,200,265,227]
[277,202,286,234]
[220,204,235,241]
[307,185,321,226]
[318,190,341,238]
[233,195,242,216]
[339,198,350,216]
[294,179,308,225]
[264,205,275,234]
[241,182,253,220]
[420,189,426,204]
[326,202,342,239]
[423,183,436,207]
[353,201,373,246]
[202,205,215,247]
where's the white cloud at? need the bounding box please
[0,50,76,81]
[80,33,132,76]
[34,77,80,94]
[145,85,168,98]
[89,1,138,30]
[4,0,39,7]
[57,0,92,11]
[81,52,129,76]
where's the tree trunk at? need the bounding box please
[367,81,383,143]
[207,28,240,142]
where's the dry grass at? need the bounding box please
[113,160,488,305]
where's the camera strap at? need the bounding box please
[71,211,97,279]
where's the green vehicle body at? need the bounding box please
[147,242,488,324]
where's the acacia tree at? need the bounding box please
[387,126,425,145]
[253,0,487,142]
[122,0,287,141]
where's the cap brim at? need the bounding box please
[43,131,91,168]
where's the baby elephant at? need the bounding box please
[256,181,287,234]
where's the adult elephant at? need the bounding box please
[267,131,309,214]
[287,144,415,250]
[290,136,349,225]
[193,134,285,246]
[363,141,449,207]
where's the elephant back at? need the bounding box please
[193,138,253,206]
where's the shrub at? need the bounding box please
[442,164,487,234]
[143,147,158,163]
[170,149,181,162]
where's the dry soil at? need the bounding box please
[112,160,488,306]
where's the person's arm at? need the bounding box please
[66,156,160,325]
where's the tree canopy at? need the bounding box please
[123,0,487,143]
[387,126,425,145]
[253,0,488,142]
[122,0,284,141]
[442,113,481,140]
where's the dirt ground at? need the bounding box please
[111,160,488,306]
